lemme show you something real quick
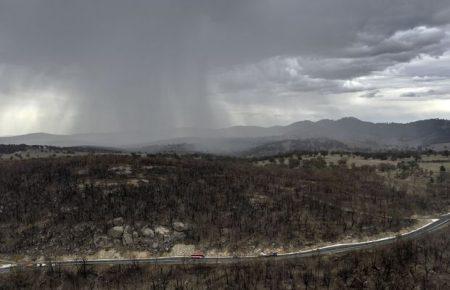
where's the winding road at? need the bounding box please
[1,213,449,273]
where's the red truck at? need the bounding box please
[191,251,205,259]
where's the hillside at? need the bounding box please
[3,153,447,260]
[1,118,449,155]
[242,138,350,157]
[137,118,450,155]
[3,229,449,289]
[282,118,450,148]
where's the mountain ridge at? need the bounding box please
[1,118,449,155]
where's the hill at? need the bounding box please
[1,118,449,155]
[137,118,450,155]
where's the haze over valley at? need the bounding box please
[1,117,449,156]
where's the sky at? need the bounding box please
[0,0,450,136]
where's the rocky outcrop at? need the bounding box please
[172,221,190,232]
[171,231,186,241]
[122,231,133,246]
[93,235,110,248]
[141,227,155,238]
[109,226,124,238]
[102,222,189,252]
[109,165,132,175]
[112,217,124,226]
[155,226,171,236]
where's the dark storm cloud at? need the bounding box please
[0,0,449,135]
[347,26,446,57]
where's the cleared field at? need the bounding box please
[261,153,449,175]
[322,154,398,167]
[420,161,450,173]
[429,142,450,151]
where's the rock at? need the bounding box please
[109,226,124,238]
[151,242,159,249]
[171,231,186,241]
[73,223,87,233]
[93,235,110,248]
[140,237,153,244]
[132,231,139,239]
[155,226,170,236]
[109,165,132,175]
[77,169,89,175]
[222,228,231,235]
[112,217,124,226]
[141,227,155,238]
[162,241,173,252]
[122,231,133,246]
[172,221,189,232]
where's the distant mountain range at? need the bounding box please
[1,118,449,156]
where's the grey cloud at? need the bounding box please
[400,89,449,98]
[401,92,421,98]
[360,90,382,99]
[348,26,446,57]
[0,0,450,135]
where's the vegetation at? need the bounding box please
[0,145,120,162]
[1,228,449,289]
[0,153,448,259]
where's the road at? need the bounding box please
[1,213,449,273]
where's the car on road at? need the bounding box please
[191,251,205,259]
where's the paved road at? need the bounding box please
[1,213,449,273]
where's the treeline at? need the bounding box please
[0,144,46,154]
[0,154,447,256]
[2,228,449,289]
[0,144,119,155]
[250,149,449,163]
